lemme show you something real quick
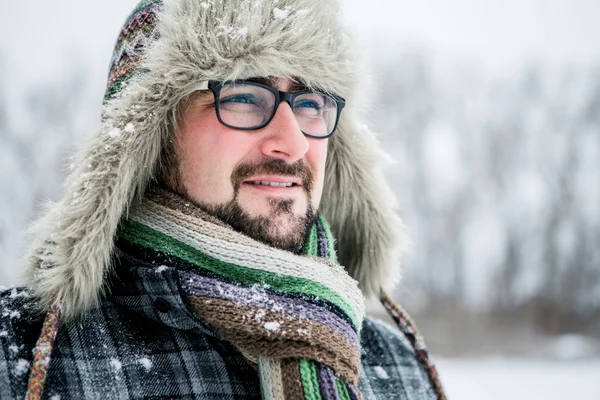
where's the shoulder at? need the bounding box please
[0,286,42,345]
[359,317,437,399]
[0,287,43,398]
[361,317,418,358]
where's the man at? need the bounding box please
[0,0,445,399]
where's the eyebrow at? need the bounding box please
[246,77,273,87]
[245,76,312,93]
[290,80,311,93]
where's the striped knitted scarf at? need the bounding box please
[117,188,366,400]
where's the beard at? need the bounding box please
[168,157,318,253]
[197,196,316,253]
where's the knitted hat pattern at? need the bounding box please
[25,0,404,319]
[104,0,162,104]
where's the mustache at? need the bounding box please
[231,158,314,193]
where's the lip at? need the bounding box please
[242,176,304,193]
[242,183,303,194]
[243,176,303,187]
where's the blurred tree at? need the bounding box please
[369,50,600,344]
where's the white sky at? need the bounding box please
[1,0,599,96]
[343,0,600,72]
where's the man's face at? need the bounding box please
[170,77,328,251]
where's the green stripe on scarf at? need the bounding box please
[118,219,359,327]
[319,216,339,263]
[299,360,323,400]
[301,215,338,263]
[336,377,351,400]
[302,223,319,256]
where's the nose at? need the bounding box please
[259,102,309,161]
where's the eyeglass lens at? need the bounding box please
[217,82,339,137]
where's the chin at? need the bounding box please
[261,215,316,252]
[191,193,316,252]
[240,196,307,217]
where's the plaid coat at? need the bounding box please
[0,250,436,399]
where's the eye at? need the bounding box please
[296,99,322,110]
[220,94,260,105]
[294,95,326,118]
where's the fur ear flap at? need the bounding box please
[23,82,172,319]
[321,112,404,299]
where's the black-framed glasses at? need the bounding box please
[204,80,346,138]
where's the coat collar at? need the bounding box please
[107,246,218,338]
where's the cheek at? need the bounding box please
[307,140,329,206]
[176,118,241,201]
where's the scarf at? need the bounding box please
[117,188,365,400]
[26,187,447,400]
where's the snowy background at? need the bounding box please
[1,0,600,398]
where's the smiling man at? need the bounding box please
[170,77,332,252]
[0,0,445,399]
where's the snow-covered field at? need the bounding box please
[436,357,600,400]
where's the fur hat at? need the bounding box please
[25,0,403,318]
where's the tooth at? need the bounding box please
[248,180,294,187]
